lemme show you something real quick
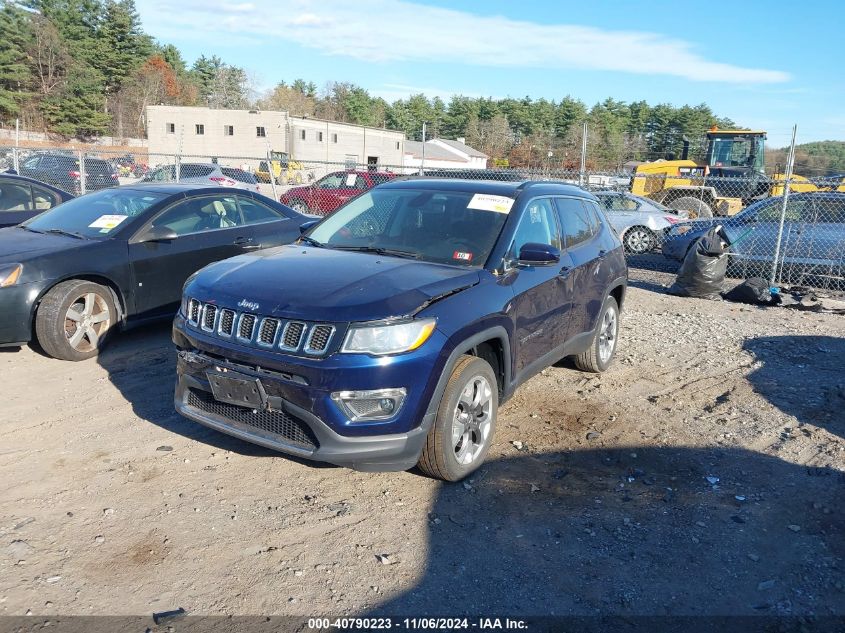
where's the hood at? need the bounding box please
[190,244,481,322]
[0,227,95,264]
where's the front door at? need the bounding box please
[127,194,253,320]
[507,197,572,376]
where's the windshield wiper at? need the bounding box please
[17,225,44,233]
[45,228,89,240]
[298,235,324,248]
[331,245,421,259]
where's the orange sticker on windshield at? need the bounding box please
[453,251,473,262]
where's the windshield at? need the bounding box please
[708,136,764,172]
[24,188,167,239]
[307,188,511,266]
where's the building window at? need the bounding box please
[332,133,338,143]
[195,124,204,135]
[396,141,400,150]
[300,129,306,141]
[224,125,234,136]
[256,126,266,137]
[318,131,323,142]
[166,123,175,134]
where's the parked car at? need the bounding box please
[144,163,260,192]
[17,152,119,195]
[173,179,627,481]
[594,191,688,254]
[662,192,845,286]
[279,170,395,215]
[0,184,307,360]
[0,173,73,227]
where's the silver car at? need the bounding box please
[594,191,689,254]
[144,162,260,193]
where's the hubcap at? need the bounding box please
[451,375,493,466]
[64,292,110,353]
[598,306,618,364]
[626,229,651,253]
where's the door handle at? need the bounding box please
[558,266,572,278]
[233,236,254,245]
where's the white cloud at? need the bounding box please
[139,0,790,84]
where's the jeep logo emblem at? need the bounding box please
[237,299,260,311]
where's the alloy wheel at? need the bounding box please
[64,292,111,353]
[451,375,493,465]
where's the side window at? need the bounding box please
[0,181,33,212]
[556,197,596,248]
[619,195,639,211]
[510,198,560,257]
[583,201,604,231]
[23,156,40,169]
[31,185,59,210]
[151,196,242,236]
[317,173,343,190]
[238,197,284,224]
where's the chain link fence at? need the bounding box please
[2,144,844,292]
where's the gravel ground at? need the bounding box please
[0,268,842,618]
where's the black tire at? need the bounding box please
[669,196,713,219]
[622,226,656,254]
[289,198,309,213]
[35,279,116,361]
[573,296,620,373]
[417,355,498,482]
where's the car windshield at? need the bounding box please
[23,188,167,239]
[306,188,512,266]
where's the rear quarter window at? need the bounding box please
[221,168,257,184]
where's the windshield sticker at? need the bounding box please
[345,173,357,187]
[88,214,128,231]
[467,193,514,214]
[453,251,473,262]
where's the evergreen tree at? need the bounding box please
[0,2,33,116]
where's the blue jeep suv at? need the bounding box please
[172,179,627,481]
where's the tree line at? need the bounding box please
[8,0,841,172]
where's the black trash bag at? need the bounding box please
[668,226,731,300]
[723,277,782,306]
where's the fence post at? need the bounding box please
[579,121,588,187]
[11,146,19,173]
[78,150,87,194]
[769,124,797,288]
[267,149,278,200]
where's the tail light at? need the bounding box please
[664,216,680,224]
[210,177,236,187]
[111,173,119,180]
[69,170,80,179]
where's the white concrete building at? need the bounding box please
[402,137,488,173]
[145,106,405,169]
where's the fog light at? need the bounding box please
[331,388,407,422]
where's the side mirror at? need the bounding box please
[137,225,178,243]
[299,219,319,234]
[518,242,560,265]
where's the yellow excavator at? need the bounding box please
[255,151,306,185]
[630,128,845,218]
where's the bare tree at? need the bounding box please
[29,15,69,97]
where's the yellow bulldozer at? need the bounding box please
[255,151,306,185]
[630,128,845,218]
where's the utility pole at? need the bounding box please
[420,122,427,175]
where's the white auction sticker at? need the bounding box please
[345,173,357,187]
[88,214,128,231]
[467,193,514,214]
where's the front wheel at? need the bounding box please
[622,226,656,254]
[288,198,309,213]
[573,296,619,373]
[35,280,116,361]
[417,355,498,481]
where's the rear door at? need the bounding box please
[127,194,257,319]
[0,179,35,227]
[235,194,300,248]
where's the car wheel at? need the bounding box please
[573,296,619,373]
[622,226,655,254]
[669,196,713,219]
[289,199,309,213]
[35,280,116,361]
[417,355,498,482]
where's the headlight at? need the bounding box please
[0,264,23,287]
[341,318,436,355]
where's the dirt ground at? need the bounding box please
[0,268,842,619]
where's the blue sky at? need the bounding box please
[136,0,843,148]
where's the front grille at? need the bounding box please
[305,325,334,353]
[188,299,201,324]
[238,314,257,340]
[185,298,338,357]
[201,304,217,331]
[281,322,305,350]
[258,318,279,346]
[219,309,235,336]
[186,388,318,450]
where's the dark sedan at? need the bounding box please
[0,173,73,227]
[0,184,307,360]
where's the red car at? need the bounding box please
[279,170,395,215]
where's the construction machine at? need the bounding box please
[255,151,306,185]
[630,128,844,218]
